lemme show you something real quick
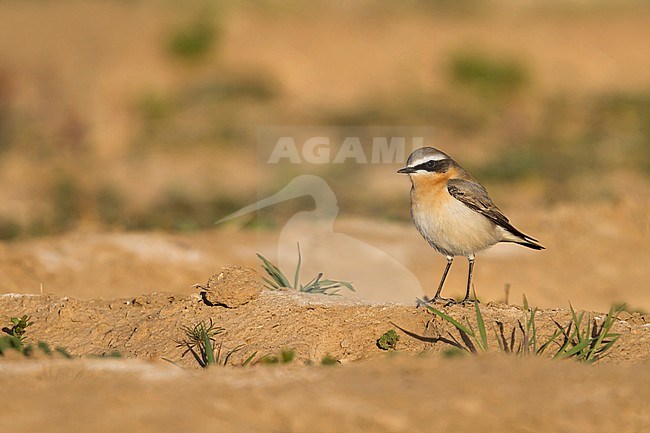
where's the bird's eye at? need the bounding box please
[425,161,435,169]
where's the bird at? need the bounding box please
[397,147,544,305]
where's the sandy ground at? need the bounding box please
[1,201,649,431]
[0,287,649,433]
[2,355,649,433]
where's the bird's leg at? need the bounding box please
[460,255,476,305]
[427,256,454,304]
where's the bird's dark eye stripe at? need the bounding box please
[413,162,431,170]
[413,159,450,172]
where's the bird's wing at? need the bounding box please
[447,178,538,242]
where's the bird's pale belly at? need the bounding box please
[412,198,502,257]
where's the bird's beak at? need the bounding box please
[397,167,415,174]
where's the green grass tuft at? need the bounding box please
[422,298,623,363]
[448,48,529,100]
[1,315,71,358]
[257,243,355,295]
[377,329,400,350]
[551,303,623,363]
[167,15,219,61]
[177,319,260,368]
[320,354,339,366]
[258,348,296,365]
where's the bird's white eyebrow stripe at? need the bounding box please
[409,154,448,167]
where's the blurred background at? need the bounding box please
[1,0,648,235]
[0,0,648,310]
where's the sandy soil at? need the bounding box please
[1,201,648,432]
[1,355,649,433]
[0,287,649,433]
[2,287,649,365]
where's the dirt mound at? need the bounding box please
[2,278,649,432]
[1,289,648,366]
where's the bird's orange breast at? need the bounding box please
[410,170,455,208]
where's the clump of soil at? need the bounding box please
[195,266,261,308]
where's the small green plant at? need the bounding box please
[3,315,33,343]
[422,298,623,363]
[551,304,623,364]
[448,49,528,100]
[0,315,71,358]
[321,354,339,365]
[92,351,123,359]
[0,315,33,355]
[258,348,296,365]
[494,295,562,356]
[177,319,248,368]
[257,243,355,295]
[167,15,219,61]
[611,302,647,316]
[54,346,73,359]
[377,329,400,350]
[421,300,488,353]
[441,347,466,358]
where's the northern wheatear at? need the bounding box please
[398,147,544,305]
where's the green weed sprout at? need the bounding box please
[321,354,339,365]
[257,243,355,295]
[1,315,71,358]
[6,315,32,343]
[422,298,623,362]
[258,348,296,365]
[421,300,488,353]
[177,319,252,368]
[377,329,400,350]
[551,303,623,363]
[494,295,562,356]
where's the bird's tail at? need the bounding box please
[514,239,545,250]
[499,227,545,250]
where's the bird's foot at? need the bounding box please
[421,295,456,307]
[458,298,479,306]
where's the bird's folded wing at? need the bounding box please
[447,178,536,241]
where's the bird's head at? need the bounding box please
[397,147,452,177]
